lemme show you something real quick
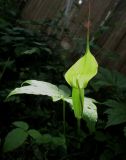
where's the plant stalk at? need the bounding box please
[77,119,81,136]
[63,100,66,136]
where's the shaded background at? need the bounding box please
[22,0,126,73]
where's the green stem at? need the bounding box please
[86,0,91,51]
[77,119,81,135]
[0,57,10,82]
[63,100,66,136]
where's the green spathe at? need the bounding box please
[64,35,98,119]
[65,47,98,89]
[72,87,84,119]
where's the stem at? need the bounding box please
[77,119,81,135]
[86,0,91,51]
[63,100,66,136]
[0,57,10,82]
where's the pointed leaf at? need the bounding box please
[13,121,29,131]
[3,128,28,152]
[7,80,70,102]
[65,48,98,89]
[91,67,126,91]
[104,100,126,127]
[28,129,43,144]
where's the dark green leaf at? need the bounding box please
[28,129,43,144]
[104,100,126,127]
[91,67,126,91]
[3,128,28,152]
[13,121,29,131]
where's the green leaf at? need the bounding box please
[90,67,126,91]
[83,97,97,133]
[104,100,126,127]
[28,129,43,144]
[7,80,70,102]
[13,121,29,131]
[23,47,40,55]
[65,48,98,89]
[28,130,66,148]
[29,132,52,144]
[38,134,52,144]
[3,128,28,152]
[58,85,71,98]
[51,135,66,149]
[64,97,97,132]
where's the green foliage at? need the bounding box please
[29,132,66,148]
[104,100,126,127]
[3,128,28,152]
[7,80,70,101]
[7,80,98,133]
[0,0,24,22]
[90,67,126,92]
[65,97,97,133]
[83,98,97,132]
[13,121,29,130]
[28,129,44,144]
[3,121,67,153]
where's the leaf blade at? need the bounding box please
[12,121,29,131]
[7,80,70,102]
[3,128,28,152]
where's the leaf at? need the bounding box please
[104,100,126,127]
[65,47,98,89]
[12,121,29,131]
[53,85,71,102]
[58,85,71,98]
[7,80,70,102]
[22,80,71,100]
[3,128,28,152]
[29,132,52,144]
[83,97,97,133]
[90,67,126,91]
[51,135,66,149]
[64,97,97,132]
[23,47,40,55]
[38,134,52,144]
[28,129,43,144]
[28,130,66,148]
